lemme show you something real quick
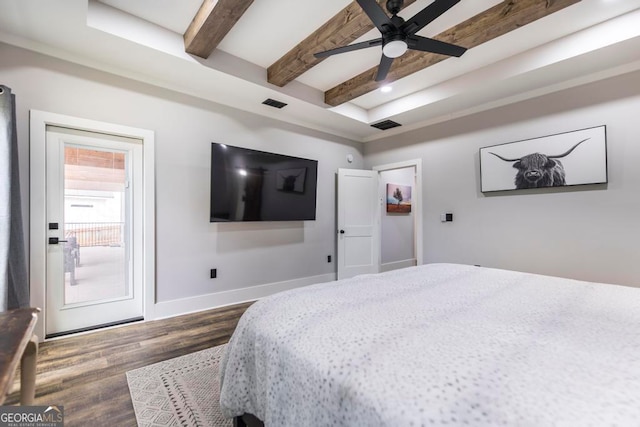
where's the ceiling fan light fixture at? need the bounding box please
[382,40,408,58]
[313,0,467,84]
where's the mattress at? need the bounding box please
[219,263,640,426]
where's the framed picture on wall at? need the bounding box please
[479,125,607,193]
[386,183,412,213]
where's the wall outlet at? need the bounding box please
[327,255,332,263]
[210,268,217,279]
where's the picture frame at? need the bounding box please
[276,167,307,193]
[479,125,607,193]
[386,183,412,213]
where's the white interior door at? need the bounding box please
[337,168,380,280]
[45,126,144,337]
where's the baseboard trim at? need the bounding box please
[152,273,336,320]
[380,258,417,273]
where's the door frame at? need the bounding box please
[372,159,423,268]
[30,110,156,341]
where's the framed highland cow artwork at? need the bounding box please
[479,125,607,193]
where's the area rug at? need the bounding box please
[126,344,232,427]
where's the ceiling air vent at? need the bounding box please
[371,119,402,130]
[262,98,288,109]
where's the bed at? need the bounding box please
[219,263,640,426]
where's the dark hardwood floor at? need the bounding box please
[5,301,254,426]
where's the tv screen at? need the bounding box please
[210,143,318,222]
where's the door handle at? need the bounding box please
[339,230,345,234]
[48,237,68,245]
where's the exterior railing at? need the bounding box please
[64,222,124,247]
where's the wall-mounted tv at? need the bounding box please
[210,143,318,222]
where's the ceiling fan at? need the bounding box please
[314,0,467,82]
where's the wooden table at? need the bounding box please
[0,307,39,405]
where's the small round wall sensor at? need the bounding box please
[346,154,354,163]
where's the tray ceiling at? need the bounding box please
[0,0,639,141]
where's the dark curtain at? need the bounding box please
[0,85,28,311]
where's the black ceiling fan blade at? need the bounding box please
[407,35,467,57]
[314,38,383,58]
[401,0,461,35]
[375,54,394,82]
[357,0,395,34]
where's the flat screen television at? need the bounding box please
[210,142,318,222]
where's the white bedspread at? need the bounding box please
[219,263,640,426]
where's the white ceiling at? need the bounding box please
[1,0,639,142]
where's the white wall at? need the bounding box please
[365,69,640,288]
[379,167,415,265]
[0,42,363,313]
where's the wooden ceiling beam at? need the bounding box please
[324,0,581,107]
[184,0,254,58]
[267,0,418,88]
